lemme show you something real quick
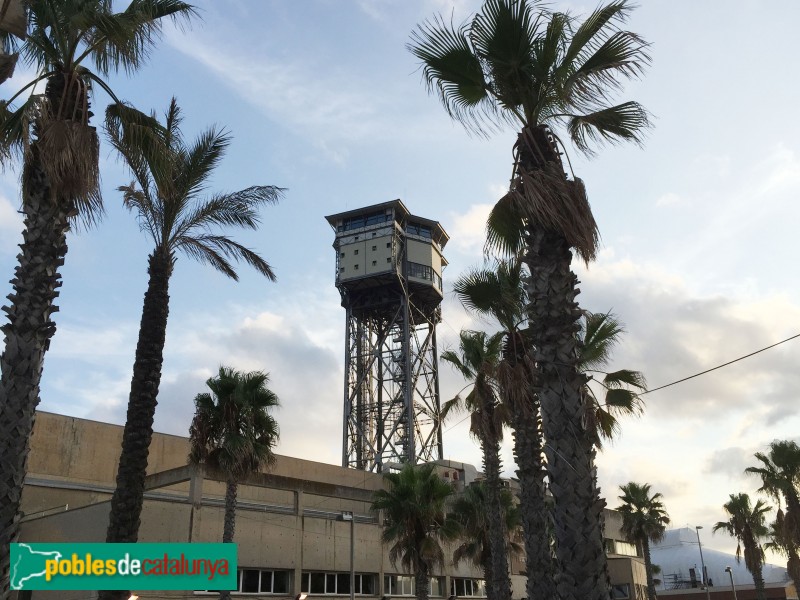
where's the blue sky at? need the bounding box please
[2,0,800,561]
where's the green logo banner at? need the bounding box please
[10,543,237,591]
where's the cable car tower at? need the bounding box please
[326,200,449,472]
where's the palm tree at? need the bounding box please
[0,2,193,595]
[409,3,650,597]
[746,439,800,584]
[371,463,460,600]
[617,482,669,600]
[441,330,511,600]
[453,260,554,600]
[765,514,800,586]
[451,482,523,596]
[102,98,283,552]
[713,493,771,600]
[189,367,280,600]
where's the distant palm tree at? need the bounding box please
[102,98,283,555]
[441,330,511,600]
[579,311,646,447]
[189,367,280,600]
[0,2,194,596]
[617,482,669,600]
[714,493,771,600]
[409,2,650,596]
[451,482,523,594]
[765,514,800,586]
[746,439,800,584]
[453,260,553,599]
[371,464,459,600]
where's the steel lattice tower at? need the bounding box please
[326,200,449,472]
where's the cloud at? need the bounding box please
[655,192,684,207]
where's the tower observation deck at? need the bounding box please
[325,200,449,472]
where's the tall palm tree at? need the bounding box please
[371,463,460,600]
[713,493,771,600]
[451,482,523,595]
[0,2,193,596]
[441,330,511,600]
[409,3,649,598]
[745,439,800,584]
[453,260,555,600]
[102,98,283,550]
[617,482,669,600]
[189,367,280,600]
[579,311,646,447]
[765,513,800,586]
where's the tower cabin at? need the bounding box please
[325,199,448,312]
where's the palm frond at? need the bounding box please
[176,234,276,281]
[485,193,525,257]
[603,369,646,390]
[567,100,650,154]
[408,15,495,134]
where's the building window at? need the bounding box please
[354,264,359,270]
[606,539,639,557]
[340,267,345,272]
[384,575,444,597]
[354,249,359,255]
[302,572,376,595]
[450,578,486,597]
[611,584,630,599]
[198,569,290,594]
[372,261,377,266]
[386,257,391,263]
[386,242,391,248]
[340,252,345,258]
[372,232,377,237]
[372,245,377,251]
[407,262,442,288]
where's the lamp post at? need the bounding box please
[696,526,711,600]
[341,511,355,600]
[725,566,737,600]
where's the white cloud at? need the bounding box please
[655,192,684,207]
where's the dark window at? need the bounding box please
[387,257,391,263]
[372,261,377,266]
[241,570,260,593]
[386,242,391,248]
[354,249,359,255]
[310,573,325,594]
[372,245,377,251]
[273,571,289,594]
[354,264,359,270]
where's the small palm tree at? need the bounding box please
[189,367,280,600]
[745,439,800,584]
[451,482,523,594]
[0,2,194,595]
[441,330,511,600]
[713,493,771,600]
[409,2,650,596]
[617,482,669,600]
[453,260,554,599]
[371,464,459,600]
[102,98,284,553]
[765,513,800,586]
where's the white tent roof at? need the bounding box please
[650,527,789,590]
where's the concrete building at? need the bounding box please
[18,411,649,599]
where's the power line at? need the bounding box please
[440,332,800,433]
[641,332,800,396]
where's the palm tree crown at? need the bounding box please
[189,367,280,480]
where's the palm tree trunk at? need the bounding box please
[752,560,766,600]
[481,416,511,600]
[0,152,72,600]
[510,400,555,600]
[415,561,430,600]
[524,224,609,600]
[787,549,800,588]
[219,478,238,600]
[642,539,657,600]
[105,247,172,545]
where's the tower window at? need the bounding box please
[372,245,376,251]
[386,257,391,263]
[372,260,377,266]
[354,249,359,255]
[386,242,391,248]
[354,264,359,270]
[340,252,345,258]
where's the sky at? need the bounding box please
[2,0,800,564]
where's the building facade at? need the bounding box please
[18,411,648,600]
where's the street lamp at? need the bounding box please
[695,526,711,600]
[341,511,355,600]
[725,566,738,600]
